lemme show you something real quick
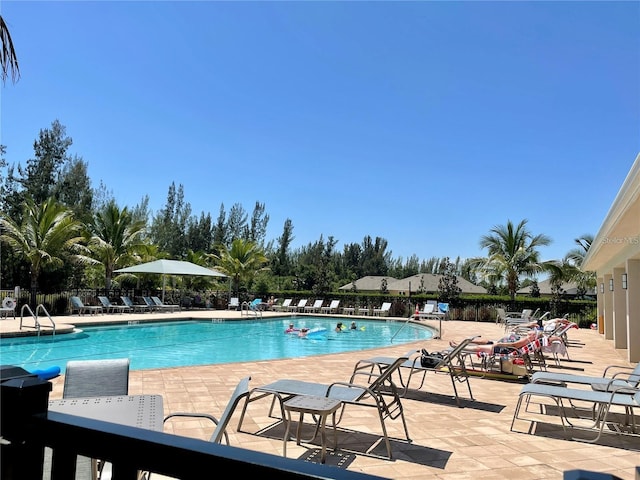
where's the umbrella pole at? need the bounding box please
[162,275,166,302]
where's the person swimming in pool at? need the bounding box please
[298,327,310,338]
[350,321,358,330]
[335,322,344,332]
[285,323,299,334]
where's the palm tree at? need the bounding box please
[88,200,146,290]
[0,197,87,306]
[564,233,596,296]
[1,15,20,84]
[475,219,552,300]
[210,238,268,297]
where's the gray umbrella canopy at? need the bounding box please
[114,259,226,300]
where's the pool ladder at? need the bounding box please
[20,303,56,336]
[240,301,262,318]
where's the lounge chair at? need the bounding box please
[531,363,640,391]
[70,296,104,316]
[504,309,534,330]
[511,377,640,442]
[372,302,391,316]
[97,296,130,314]
[237,355,412,459]
[1,297,16,319]
[303,299,324,313]
[358,336,479,407]
[228,297,240,310]
[321,300,340,314]
[413,302,434,319]
[151,296,179,313]
[120,295,150,313]
[414,302,446,320]
[63,358,130,480]
[162,376,251,445]
[288,299,308,312]
[495,307,520,325]
[273,298,292,312]
[142,296,162,312]
[465,331,547,376]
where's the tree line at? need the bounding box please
[0,121,596,307]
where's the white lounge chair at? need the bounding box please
[288,299,308,312]
[321,300,340,314]
[373,302,391,316]
[273,298,292,311]
[303,299,323,313]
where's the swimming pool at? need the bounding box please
[0,317,433,372]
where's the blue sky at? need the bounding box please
[2,1,639,265]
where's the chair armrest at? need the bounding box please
[602,364,635,377]
[164,412,227,444]
[164,412,220,425]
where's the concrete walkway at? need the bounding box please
[2,310,638,479]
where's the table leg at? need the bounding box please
[283,409,291,458]
[296,412,304,445]
[319,414,328,463]
[331,411,338,452]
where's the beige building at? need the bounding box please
[582,153,640,362]
[339,274,486,295]
[516,279,596,297]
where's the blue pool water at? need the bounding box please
[0,317,433,372]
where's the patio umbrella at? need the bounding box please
[114,259,227,301]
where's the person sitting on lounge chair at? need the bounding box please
[449,330,563,355]
[519,316,573,332]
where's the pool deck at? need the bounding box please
[2,310,638,479]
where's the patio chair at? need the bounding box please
[531,363,640,391]
[162,376,251,445]
[303,299,324,313]
[320,300,340,314]
[228,297,240,310]
[1,297,16,319]
[358,336,479,407]
[97,296,130,314]
[62,358,130,480]
[272,298,292,312]
[289,299,308,312]
[70,296,103,316]
[237,355,411,459]
[151,296,179,313]
[511,377,640,443]
[120,295,150,313]
[372,302,392,316]
[504,309,534,330]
